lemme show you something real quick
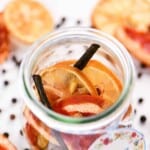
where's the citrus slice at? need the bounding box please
[23,107,59,146]
[53,95,104,117]
[82,60,122,109]
[0,134,16,150]
[24,123,49,150]
[116,27,150,66]
[91,0,129,35]
[40,65,97,100]
[92,0,150,35]
[4,0,54,43]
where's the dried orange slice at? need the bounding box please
[23,107,59,146]
[53,95,104,117]
[0,134,16,150]
[82,60,122,108]
[116,27,150,66]
[4,0,54,43]
[92,0,150,64]
[92,0,150,35]
[40,65,97,100]
[91,0,128,35]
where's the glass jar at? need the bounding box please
[19,27,145,149]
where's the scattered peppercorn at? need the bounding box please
[134,109,137,114]
[10,114,16,120]
[12,55,17,62]
[2,69,6,74]
[3,132,9,138]
[61,17,66,23]
[137,72,142,78]
[0,109,2,113]
[12,55,21,67]
[140,115,147,124]
[20,130,23,136]
[55,23,61,29]
[17,60,22,67]
[4,80,9,86]
[76,20,81,25]
[68,50,72,54]
[55,17,66,29]
[11,98,17,104]
[138,98,144,104]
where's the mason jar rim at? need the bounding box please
[19,27,135,133]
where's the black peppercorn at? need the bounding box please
[138,98,144,104]
[137,72,142,78]
[11,98,17,104]
[4,80,9,86]
[10,114,16,120]
[3,132,9,138]
[140,115,147,124]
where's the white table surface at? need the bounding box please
[0,0,150,149]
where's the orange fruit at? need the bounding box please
[40,65,97,99]
[82,60,122,108]
[4,0,54,43]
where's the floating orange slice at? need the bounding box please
[40,65,97,100]
[40,60,122,109]
[82,60,122,108]
[4,0,54,43]
[53,95,104,117]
